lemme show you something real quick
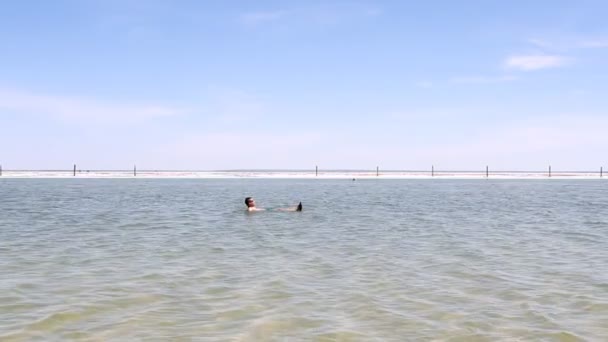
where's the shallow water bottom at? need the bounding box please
[1,179,607,340]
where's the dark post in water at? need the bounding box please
[549,165,552,178]
[134,165,137,177]
[486,166,489,178]
[315,165,318,177]
[376,166,379,177]
[432,165,434,177]
[73,164,76,176]
[601,166,603,178]
[0,164,2,176]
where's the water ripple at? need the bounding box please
[1,179,607,340]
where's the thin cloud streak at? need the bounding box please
[414,115,608,170]
[153,132,323,169]
[505,55,570,71]
[526,35,608,50]
[0,88,184,124]
[238,4,381,27]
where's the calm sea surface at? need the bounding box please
[1,179,607,341]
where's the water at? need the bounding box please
[1,179,607,341]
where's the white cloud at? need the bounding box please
[0,88,184,124]
[307,110,608,170]
[413,115,608,170]
[150,113,608,170]
[505,55,570,71]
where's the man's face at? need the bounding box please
[247,198,255,207]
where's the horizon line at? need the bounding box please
[0,168,604,173]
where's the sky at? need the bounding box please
[1,0,607,170]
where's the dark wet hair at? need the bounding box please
[245,197,253,207]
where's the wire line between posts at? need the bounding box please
[2,166,607,178]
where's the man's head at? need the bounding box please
[245,197,255,208]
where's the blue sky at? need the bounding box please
[1,0,607,170]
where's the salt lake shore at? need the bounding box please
[1,170,604,179]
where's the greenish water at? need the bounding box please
[1,179,607,341]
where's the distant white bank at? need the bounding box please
[0,170,605,179]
